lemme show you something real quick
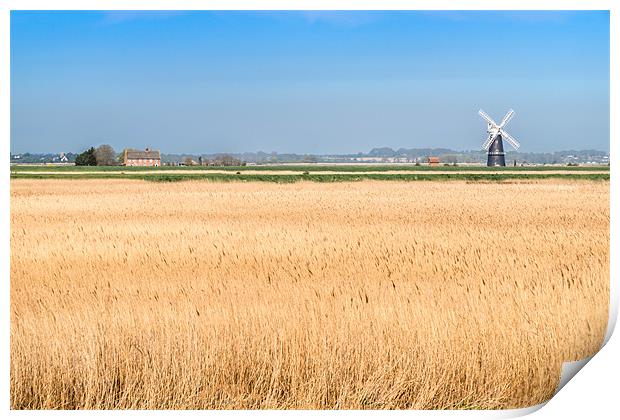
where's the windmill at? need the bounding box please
[478,109,520,166]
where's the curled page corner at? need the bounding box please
[493,402,547,418]
[491,354,599,418]
[555,356,594,396]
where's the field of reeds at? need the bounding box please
[10,179,609,409]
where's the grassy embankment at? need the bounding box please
[9,164,610,182]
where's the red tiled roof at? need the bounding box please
[126,150,161,160]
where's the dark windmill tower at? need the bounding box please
[478,109,520,166]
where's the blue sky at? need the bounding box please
[11,10,609,154]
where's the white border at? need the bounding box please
[1,1,616,418]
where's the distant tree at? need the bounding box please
[213,154,241,166]
[95,144,117,166]
[443,154,458,164]
[222,155,235,166]
[75,147,97,166]
[303,154,318,163]
[184,157,195,166]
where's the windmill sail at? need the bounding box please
[501,129,520,150]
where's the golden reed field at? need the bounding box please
[10,179,609,409]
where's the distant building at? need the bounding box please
[427,156,440,166]
[123,148,161,167]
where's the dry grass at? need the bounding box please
[10,179,609,409]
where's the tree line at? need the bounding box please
[181,155,246,167]
[75,145,120,166]
[75,145,248,167]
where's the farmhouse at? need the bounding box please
[123,148,161,167]
[427,156,440,167]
